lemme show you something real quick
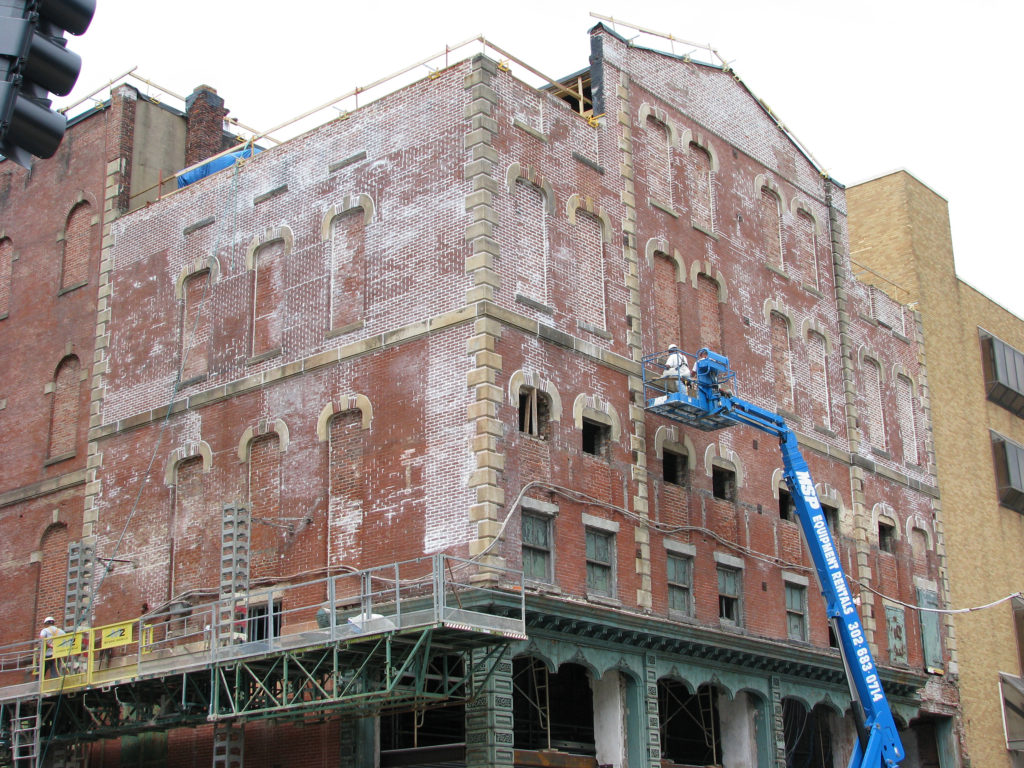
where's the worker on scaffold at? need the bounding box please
[39,616,66,678]
[664,344,690,393]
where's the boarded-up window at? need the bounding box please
[653,253,681,354]
[512,181,548,305]
[329,410,365,560]
[48,356,80,459]
[885,604,908,664]
[252,240,284,356]
[770,312,794,412]
[330,210,366,331]
[808,332,830,430]
[863,358,885,450]
[667,554,693,616]
[573,212,605,331]
[585,528,614,596]
[248,434,282,579]
[759,189,783,268]
[917,587,943,673]
[896,375,918,464]
[644,117,672,206]
[687,143,714,232]
[795,209,818,290]
[697,274,722,352]
[180,271,210,381]
[61,202,92,291]
[0,237,12,317]
[522,513,552,582]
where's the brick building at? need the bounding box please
[2,23,962,768]
[849,170,1024,768]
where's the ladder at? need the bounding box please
[10,698,39,768]
[218,503,250,645]
[211,722,243,768]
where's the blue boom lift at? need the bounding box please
[643,347,905,768]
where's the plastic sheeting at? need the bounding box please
[176,145,262,188]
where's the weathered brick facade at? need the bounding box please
[1,24,964,768]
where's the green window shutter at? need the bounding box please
[916,588,943,673]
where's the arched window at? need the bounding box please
[248,434,282,578]
[644,117,672,206]
[759,188,783,269]
[328,409,366,560]
[769,312,794,412]
[572,211,606,331]
[652,251,682,352]
[512,180,549,306]
[251,239,285,357]
[171,456,207,599]
[0,237,12,318]
[47,355,81,460]
[687,143,714,233]
[862,357,886,450]
[697,273,723,352]
[329,209,367,332]
[795,209,819,290]
[60,202,92,292]
[180,270,211,381]
[808,332,831,430]
[896,374,918,464]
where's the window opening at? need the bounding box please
[712,465,736,501]
[585,528,614,597]
[821,502,839,539]
[522,513,552,583]
[785,583,807,641]
[581,417,608,457]
[244,600,282,642]
[666,554,693,617]
[717,566,741,625]
[779,487,796,521]
[878,521,896,554]
[663,448,688,486]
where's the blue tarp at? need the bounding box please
[177,145,263,188]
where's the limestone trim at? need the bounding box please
[572,393,621,443]
[317,394,374,441]
[906,516,934,551]
[58,191,101,236]
[507,370,562,422]
[245,225,294,270]
[505,163,555,215]
[644,237,685,279]
[814,482,845,515]
[856,346,887,382]
[238,418,290,461]
[684,132,719,172]
[801,319,834,355]
[320,193,375,241]
[163,441,213,485]
[703,443,745,487]
[890,364,917,396]
[770,468,785,500]
[689,260,728,303]
[763,299,795,337]
[870,502,900,542]
[753,174,786,209]
[637,103,680,146]
[174,255,221,300]
[790,197,822,234]
[652,424,694,461]
[566,194,613,243]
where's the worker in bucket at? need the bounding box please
[39,616,66,677]
[665,345,691,394]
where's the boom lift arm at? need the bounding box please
[643,348,904,768]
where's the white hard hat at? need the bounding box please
[668,344,679,350]
[44,617,56,624]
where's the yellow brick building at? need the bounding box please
[848,170,1024,767]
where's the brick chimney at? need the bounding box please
[184,85,228,167]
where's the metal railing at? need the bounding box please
[0,555,524,700]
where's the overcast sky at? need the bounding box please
[58,0,1024,319]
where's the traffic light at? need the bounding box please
[1,0,96,168]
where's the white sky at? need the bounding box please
[59,0,1024,318]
